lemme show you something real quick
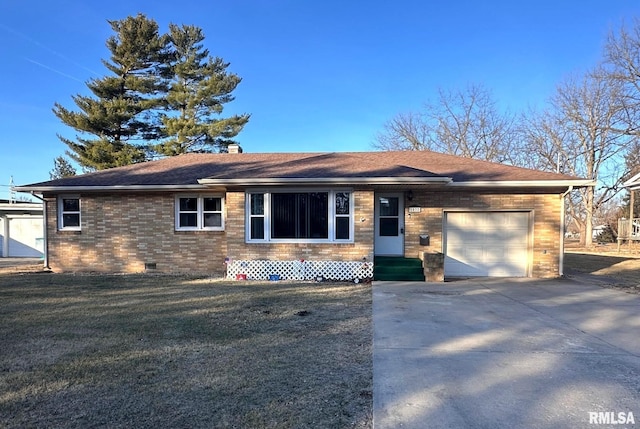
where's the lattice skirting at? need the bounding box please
[226,260,374,281]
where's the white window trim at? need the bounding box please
[58,195,81,231]
[245,189,354,243]
[175,195,225,231]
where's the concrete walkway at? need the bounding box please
[373,278,640,428]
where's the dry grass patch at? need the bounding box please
[0,273,372,428]
[564,251,640,293]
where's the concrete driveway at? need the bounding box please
[373,278,640,428]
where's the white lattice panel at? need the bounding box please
[226,259,373,281]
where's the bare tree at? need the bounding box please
[517,107,570,171]
[375,111,431,151]
[625,140,640,175]
[604,18,640,137]
[521,69,636,245]
[375,84,518,163]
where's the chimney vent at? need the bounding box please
[228,144,243,154]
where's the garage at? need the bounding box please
[444,211,531,277]
[0,201,44,258]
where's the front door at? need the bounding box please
[374,193,404,256]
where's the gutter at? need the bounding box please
[28,192,49,270]
[561,185,574,199]
[13,184,207,193]
[15,178,597,192]
[559,185,574,277]
[446,180,596,188]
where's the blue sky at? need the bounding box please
[1,0,638,199]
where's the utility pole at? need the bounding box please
[9,176,15,204]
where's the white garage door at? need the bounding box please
[444,211,530,277]
[4,217,44,258]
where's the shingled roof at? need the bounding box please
[15,150,593,192]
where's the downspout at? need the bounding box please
[559,186,573,277]
[29,192,49,269]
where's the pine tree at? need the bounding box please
[49,156,77,179]
[54,15,249,168]
[53,14,169,170]
[154,24,249,156]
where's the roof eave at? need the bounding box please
[623,172,640,188]
[446,179,596,188]
[13,184,207,193]
[14,178,594,192]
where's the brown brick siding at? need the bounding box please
[404,191,561,278]
[44,188,563,278]
[225,190,375,263]
[45,193,227,274]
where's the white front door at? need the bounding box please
[374,193,404,256]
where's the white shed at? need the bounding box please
[0,200,44,258]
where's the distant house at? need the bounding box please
[0,200,44,258]
[592,224,608,239]
[617,172,640,246]
[15,147,593,281]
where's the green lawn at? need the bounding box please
[0,273,372,428]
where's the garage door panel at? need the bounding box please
[501,233,529,245]
[489,249,527,266]
[444,212,530,277]
[462,246,485,261]
[445,258,486,277]
[448,226,528,242]
[462,229,486,242]
[483,246,507,262]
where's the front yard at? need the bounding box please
[0,274,372,428]
[564,245,640,293]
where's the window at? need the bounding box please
[249,193,265,239]
[58,196,81,230]
[176,196,224,231]
[272,192,328,239]
[246,190,352,242]
[378,197,399,236]
[334,192,351,240]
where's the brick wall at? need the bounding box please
[404,191,562,278]
[45,193,227,274]
[225,190,375,263]
[44,188,563,278]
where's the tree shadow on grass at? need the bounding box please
[0,276,373,428]
[564,253,633,273]
[564,253,640,290]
